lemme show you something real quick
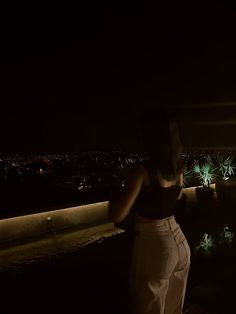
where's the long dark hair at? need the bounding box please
[140,109,183,181]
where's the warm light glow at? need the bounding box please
[0,185,216,246]
[0,201,110,246]
[0,184,218,270]
[0,200,125,270]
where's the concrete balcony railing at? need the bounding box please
[0,185,219,270]
[0,186,221,271]
[0,185,203,248]
[0,201,113,248]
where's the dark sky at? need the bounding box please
[1,3,236,153]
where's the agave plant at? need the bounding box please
[193,155,218,189]
[183,166,193,188]
[215,153,235,181]
[219,224,234,245]
[195,233,215,257]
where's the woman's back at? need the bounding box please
[133,161,183,221]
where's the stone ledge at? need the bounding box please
[0,201,110,246]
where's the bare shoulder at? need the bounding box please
[157,169,183,187]
[176,172,183,186]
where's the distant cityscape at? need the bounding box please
[0,151,146,219]
[0,150,230,219]
[0,151,147,192]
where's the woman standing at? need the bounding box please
[109,110,191,314]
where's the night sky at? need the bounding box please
[1,3,236,153]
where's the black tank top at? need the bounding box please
[133,162,182,220]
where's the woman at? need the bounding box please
[109,110,191,314]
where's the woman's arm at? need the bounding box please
[177,172,184,200]
[109,166,144,223]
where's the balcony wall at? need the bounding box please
[0,201,112,247]
[0,186,201,248]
